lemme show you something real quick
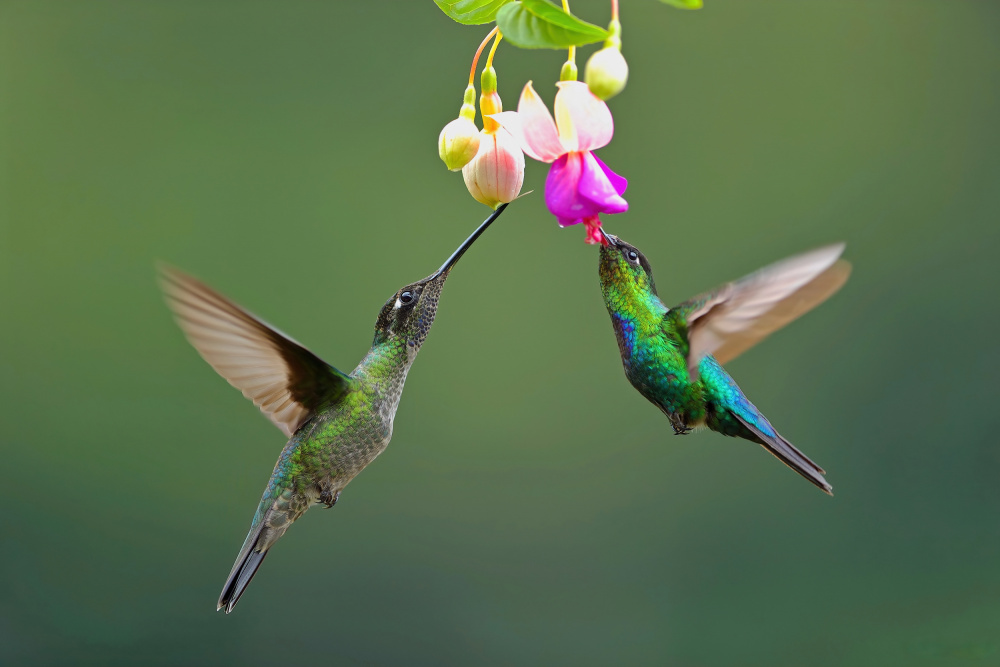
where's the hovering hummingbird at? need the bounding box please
[597,231,851,494]
[160,204,507,613]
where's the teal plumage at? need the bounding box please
[598,232,851,494]
[161,205,507,613]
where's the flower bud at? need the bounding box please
[438,116,480,171]
[560,59,578,82]
[462,128,525,209]
[438,85,481,171]
[480,67,503,133]
[585,46,629,100]
[480,91,502,132]
[585,20,628,100]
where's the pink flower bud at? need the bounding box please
[462,128,525,209]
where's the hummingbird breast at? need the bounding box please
[258,367,409,518]
[306,379,406,490]
[626,331,707,429]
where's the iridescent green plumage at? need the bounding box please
[598,233,851,494]
[161,205,507,613]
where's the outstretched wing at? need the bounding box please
[675,244,851,379]
[159,266,353,438]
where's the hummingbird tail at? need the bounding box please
[218,548,268,614]
[733,413,833,495]
[218,520,273,614]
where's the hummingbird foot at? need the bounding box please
[656,404,694,435]
[668,413,693,435]
[319,489,340,509]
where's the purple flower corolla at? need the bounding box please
[492,81,627,244]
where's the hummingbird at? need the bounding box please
[597,231,851,494]
[160,204,508,613]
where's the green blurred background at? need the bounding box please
[2,1,999,665]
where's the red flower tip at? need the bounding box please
[584,217,608,245]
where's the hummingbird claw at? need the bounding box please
[670,419,693,436]
[319,489,340,509]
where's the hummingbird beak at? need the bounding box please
[430,203,509,280]
[599,226,617,246]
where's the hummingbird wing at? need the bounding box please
[160,266,353,438]
[675,244,851,380]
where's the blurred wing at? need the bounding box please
[160,266,352,438]
[676,244,851,379]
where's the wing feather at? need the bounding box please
[159,266,352,438]
[676,244,851,379]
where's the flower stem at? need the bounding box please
[561,0,577,80]
[611,0,619,21]
[469,26,499,86]
[484,30,503,71]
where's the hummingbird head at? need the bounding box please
[371,276,446,353]
[598,231,658,298]
[371,204,508,354]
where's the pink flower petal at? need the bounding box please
[545,152,588,226]
[553,81,614,153]
[545,150,628,228]
[578,151,628,214]
[493,128,526,202]
[489,111,539,161]
[515,81,566,162]
[592,153,628,196]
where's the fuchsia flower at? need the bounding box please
[492,81,628,244]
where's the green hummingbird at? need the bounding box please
[160,204,507,613]
[597,231,851,494]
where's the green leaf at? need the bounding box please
[496,0,609,49]
[434,0,514,25]
[658,0,703,9]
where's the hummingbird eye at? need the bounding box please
[626,249,639,263]
[399,291,414,305]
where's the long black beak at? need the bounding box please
[431,203,509,279]
[599,226,617,246]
